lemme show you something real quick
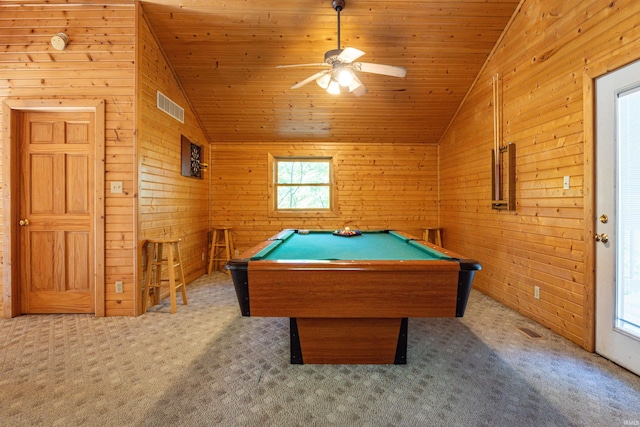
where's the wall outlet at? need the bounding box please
[534,286,540,299]
[115,281,124,293]
[201,252,205,261]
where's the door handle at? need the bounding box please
[19,219,29,226]
[594,233,609,244]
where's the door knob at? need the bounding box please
[599,214,608,224]
[594,233,609,243]
[19,219,29,226]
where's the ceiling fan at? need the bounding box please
[276,0,407,96]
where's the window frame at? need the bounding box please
[268,153,338,218]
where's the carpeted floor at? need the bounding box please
[0,273,639,427]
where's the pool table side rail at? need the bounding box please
[227,261,478,318]
[247,267,460,318]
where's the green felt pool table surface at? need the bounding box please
[252,230,453,261]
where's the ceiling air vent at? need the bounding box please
[156,91,184,123]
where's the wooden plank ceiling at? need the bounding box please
[141,0,521,144]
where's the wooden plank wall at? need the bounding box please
[0,3,136,316]
[210,142,438,253]
[439,0,640,349]
[137,7,210,303]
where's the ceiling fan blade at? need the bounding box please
[337,47,365,63]
[316,72,332,89]
[353,62,407,78]
[276,63,328,69]
[290,70,331,89]
[349,73,368,97]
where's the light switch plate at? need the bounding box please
[563,176,570,190]
[110,181,123,194]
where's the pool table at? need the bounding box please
[226,229,481,364]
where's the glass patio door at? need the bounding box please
[595,59,640,375]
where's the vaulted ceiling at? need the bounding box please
[141,0,521,144]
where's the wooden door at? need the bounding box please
[19,111,95,313]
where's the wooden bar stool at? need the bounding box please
[208,227,234,275]
[423,227,443,246]
[143,238,188,314]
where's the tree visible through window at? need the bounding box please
[275,158,332,210]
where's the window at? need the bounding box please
[268,154,337,216]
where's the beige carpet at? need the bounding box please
[1,273,639,426]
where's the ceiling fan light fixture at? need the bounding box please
[327,80,341,95]
[337,69,354,86]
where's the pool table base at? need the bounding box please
[290,318,408,364]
